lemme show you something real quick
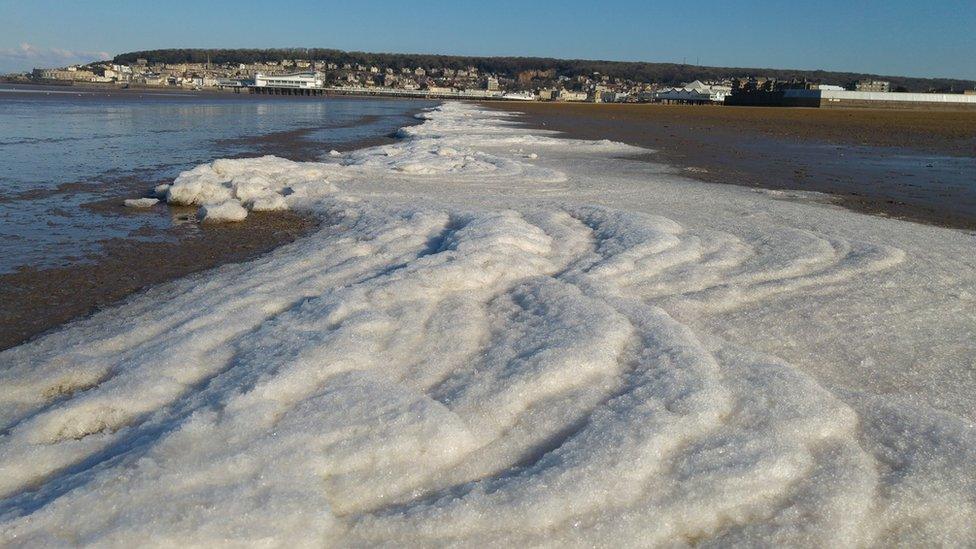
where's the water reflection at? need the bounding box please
[0,87,433,273]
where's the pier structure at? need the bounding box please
[246,84,532,101]
[248,86,326,96]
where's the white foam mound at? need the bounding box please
[249,194,288,212]
[166,156,336,212]
[1,101,974,546]
[198,199,247,223]
[153,183,171,198]
[123,197,159,208]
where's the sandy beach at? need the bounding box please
[484,102,976,230]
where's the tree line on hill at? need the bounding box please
[113,49,976,93]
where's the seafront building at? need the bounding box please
[651,80,732,104]
[253,72,324,89]
[725,77,976,110]
[760,88,976,110]
[31,66,97,82]
[854,80,891,92]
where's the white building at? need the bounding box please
[557,90,589,102]
[252,72,324,89]
[653,80,731,104]
[784,88,976,109]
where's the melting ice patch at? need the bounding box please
[123,197,158,208]
[0,102,973,547]
[163,155,341,221]
[338,139,565,182]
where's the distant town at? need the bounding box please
[8,48,976,110]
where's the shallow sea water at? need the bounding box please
[0,84,432,273]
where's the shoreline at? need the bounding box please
[482,101,976,231]
[0,97,430,351]
[5,97,972,351]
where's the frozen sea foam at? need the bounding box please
[198,199,248,223]
[0,102,973,547]
[123,197,159,208]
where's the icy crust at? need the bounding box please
[403,104,649,154]
[338,140,566,182]
[122,197,158,208]
[162,104,642,224]
[330,105,641,184]
[198,200,247,223]
[0,102,973,547]
[164,156,341,221]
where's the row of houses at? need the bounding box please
[23,58,976,108]
[22,56,716,103]
[248,72,533,101]
[249,72,710,103]
[23,62,739,104]
[27,58,495,92]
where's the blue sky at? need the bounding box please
[1,0,974,79]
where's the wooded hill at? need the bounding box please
[113,49,976,93]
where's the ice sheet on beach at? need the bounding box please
[0,102,974,547]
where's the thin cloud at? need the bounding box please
[0,43,112,73]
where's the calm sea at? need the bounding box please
[0,84,434,274]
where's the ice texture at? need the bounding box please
[153,183,170,198]
[0,103,974,547]
[123,197,159,208]
[197,200,248,223]
[249,194,288,212]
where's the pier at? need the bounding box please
[247,85,532,101]
[247,86,326,96]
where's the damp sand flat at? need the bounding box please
[485,101,976,230]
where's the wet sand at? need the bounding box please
[1,92,428,350]
[484,102,976,230]
[0,210,317,351]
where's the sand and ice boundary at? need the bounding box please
[1,102,974,546]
